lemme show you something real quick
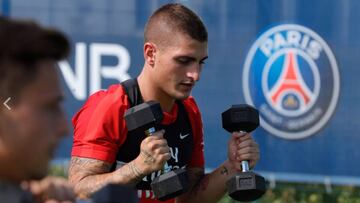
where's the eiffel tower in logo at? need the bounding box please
[269,51,313,111]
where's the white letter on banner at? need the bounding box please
[90,43,131,95]
[58,43,87,100]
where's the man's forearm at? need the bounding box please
[177,161,237,203]
[69,157,143,199]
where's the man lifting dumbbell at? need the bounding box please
[69,3,260,203]
[124,101,189,201]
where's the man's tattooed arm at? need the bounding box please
[220,166,229,175]
[68,156,144,199]
[175,162,238,203]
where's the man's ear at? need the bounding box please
[144,42,157,66]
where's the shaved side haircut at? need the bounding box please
[144,3,208,49]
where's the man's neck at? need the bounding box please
[137,70,175,112]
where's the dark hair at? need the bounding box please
[0,17,70,100]
[144,3,207,45]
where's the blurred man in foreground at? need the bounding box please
[0,17,75,203]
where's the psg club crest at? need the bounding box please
[242,24,340,139]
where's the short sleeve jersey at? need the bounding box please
[71,84,204,203]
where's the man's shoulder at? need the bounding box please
[85,84,129,108]
[89,84,125,100]
[72,84,129,124]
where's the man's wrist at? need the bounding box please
[129,161,145,180]
[223,159,239,176]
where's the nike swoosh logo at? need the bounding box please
[180,133,190,139]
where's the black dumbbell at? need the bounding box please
[124,101,189,201]
[222,104,266,202]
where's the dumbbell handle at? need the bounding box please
[145,127,156,136]
[145,127,170,173]
[241,161,250,172]
[238,131,250,173]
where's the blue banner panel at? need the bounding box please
[9,0,360,184]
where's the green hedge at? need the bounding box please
[49,165,360,203]
[219,182,360,203]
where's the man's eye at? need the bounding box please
[176,58,190,65]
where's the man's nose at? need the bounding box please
[187,64,201,82]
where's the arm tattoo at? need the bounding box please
[194,175,210,194]
[190,170,210,195]
[128,161,144,180]
[198,175,210,191]
[69,157,111,182]
[69,156,145,199]
[68,157,112,198]
[140,149,155,164]
[220,166,229,175]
